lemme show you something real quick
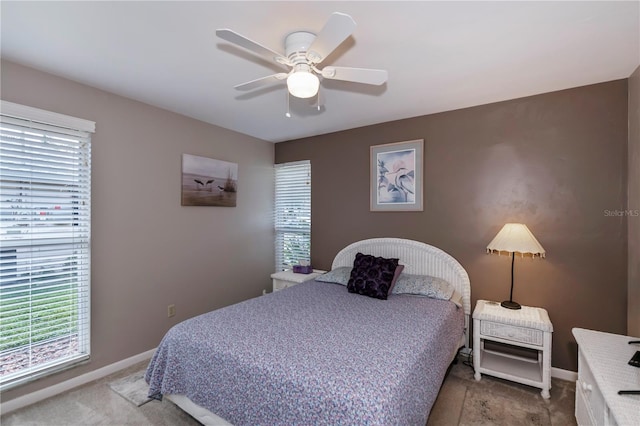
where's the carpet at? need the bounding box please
[459,385,551,426]
[108,370,152,407]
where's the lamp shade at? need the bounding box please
[487,223,545,257]
[287,71,320,99]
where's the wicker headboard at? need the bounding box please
[332,238,471,316]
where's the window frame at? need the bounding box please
[274,160,311,272]
[0,100,94,390]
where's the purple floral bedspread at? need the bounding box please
[145,280,464,425]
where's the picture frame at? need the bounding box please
[181,154,238,207]
[370,139,423,211]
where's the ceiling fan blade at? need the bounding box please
[321,67,388,85]
[216,29,290,66]
[306,12,356,64]
[234,73,288,91]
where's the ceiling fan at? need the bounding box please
[216,12,388,100]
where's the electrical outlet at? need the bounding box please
[167,304,176,318]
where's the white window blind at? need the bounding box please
[0,101,94,390]
[274,160,311,272]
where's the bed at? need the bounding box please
[145,238,471,425]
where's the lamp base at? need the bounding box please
[501,300,522,310]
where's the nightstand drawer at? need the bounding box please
[480,320,543,346]
[271,270,326,293]
[273,279,296,292]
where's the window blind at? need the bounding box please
[274,160,311,272]
[0,101,94,390]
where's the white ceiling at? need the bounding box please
[1,1,638,143]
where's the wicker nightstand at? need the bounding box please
[270,269,325,292]
[473,299,553,399]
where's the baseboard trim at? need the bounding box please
[1,348,156,415]
[459,347,472,357]
[551,367,577,382]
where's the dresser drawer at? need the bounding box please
[480,320,543,346]
[577,350,606,425]
[576,379,596,426]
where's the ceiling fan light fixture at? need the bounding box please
[287,70,320,99]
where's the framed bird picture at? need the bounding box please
[370,139,423,211]
[181,154,238,207]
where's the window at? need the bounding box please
[274,161,311,272]
[0,101,94,390]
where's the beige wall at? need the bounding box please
[629,65,640,337]
[276,80,629,372]
[1,60,275,402]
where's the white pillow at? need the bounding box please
[391,273,454,301]
[314,267,351,285]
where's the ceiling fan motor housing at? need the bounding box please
[285,31,317,64]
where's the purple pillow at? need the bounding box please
[387,264,405,294]
[347,253,400,300]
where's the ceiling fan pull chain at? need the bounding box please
[285,91,291,118]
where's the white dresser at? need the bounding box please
[573,328,640,426]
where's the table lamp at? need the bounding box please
[486,223,545,309]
